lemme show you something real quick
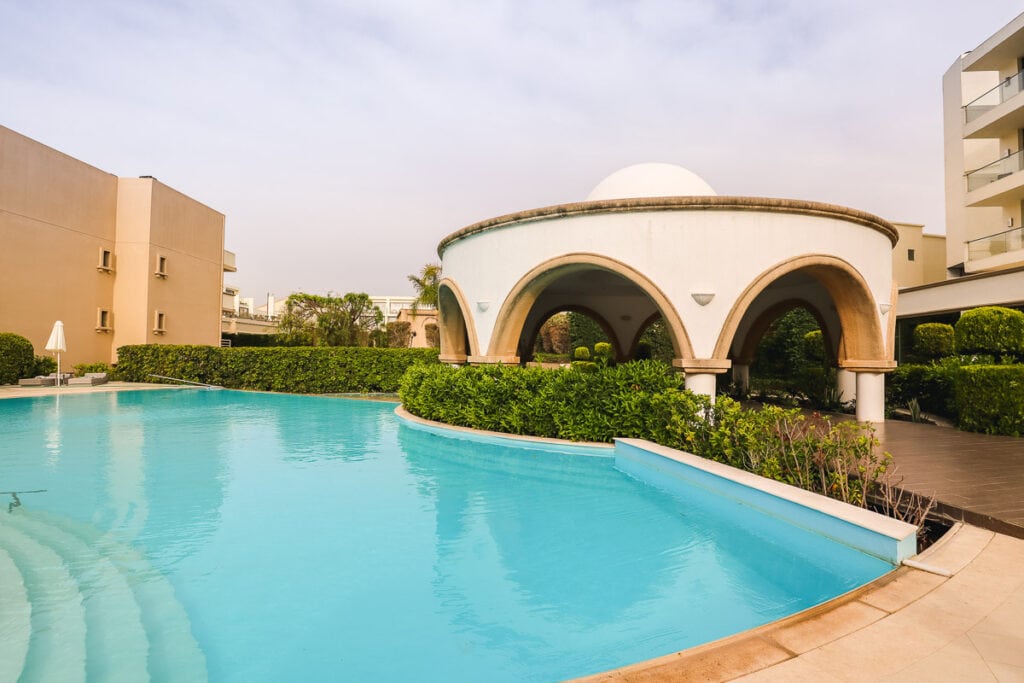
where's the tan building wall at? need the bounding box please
[0,126,229,369]
[396,308,439,348]
[892,222,946,288]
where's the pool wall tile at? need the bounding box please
[614,438,918,564]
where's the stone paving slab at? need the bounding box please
[875,420,1024,537]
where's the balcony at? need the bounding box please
[964,226,1024,273]
[964,150,1024,207]
[964,70,1024,122]
[223,249,237,273]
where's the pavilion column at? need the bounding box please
[673,358,732,404]
[836,368,856,404]
[841,360,896,424]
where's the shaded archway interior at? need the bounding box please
[509,267,678,363]
[729,274,842,367]
[438,283,474,362]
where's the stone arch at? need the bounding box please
[488,253,694,362]
[626,311,670,359]
[438,278,479,363]
[519,305,622,362]
[732,299,837,366]
[714,255,886,367]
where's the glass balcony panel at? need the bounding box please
[964,69,1024,123]
[967,226,1024,261]
[965,150,1024,192]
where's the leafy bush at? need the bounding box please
[886,361,960,418]
[573,346,590,360]
[954,306,1024,359]
[399,361,893,508]
[115,345,438,393]
[802,330,825,362]
[32,355,57,376]
[73,362,112,377]
[0,333,35,384]
[954,365,1024,436]
[913,323,955,360]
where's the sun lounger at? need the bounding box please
[68,372,109,386]
[18,376,56,387]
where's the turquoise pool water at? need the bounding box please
[0,390,893,681]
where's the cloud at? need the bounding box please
[2,0,1022,295]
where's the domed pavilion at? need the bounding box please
[435,163,898,422]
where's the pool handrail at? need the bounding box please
[148,374,223,389]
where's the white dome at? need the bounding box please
[586,163,716,201]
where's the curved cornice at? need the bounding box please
[437,196,899,256]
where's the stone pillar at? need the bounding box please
[855,371,886,423]
[673,358,732,404]
[836,368,856,404]
[732,363,750,392]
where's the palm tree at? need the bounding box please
[407,263,441,312]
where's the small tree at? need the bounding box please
[387,321,412,348]
[913,323,955,360]
[424,323,440,348]
[407,263,441,312]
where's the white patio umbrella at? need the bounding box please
[45,320,66,387]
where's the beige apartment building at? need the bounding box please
[0,126,235,367]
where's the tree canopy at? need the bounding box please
[278,292,383,346]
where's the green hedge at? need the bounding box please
[913,323,955,360]
[0,333,35,384]
[955,365,1024,436]
[115,345,439,393]
[886,362,959,417]
[400,361,890,507]
[955,306,1024,358]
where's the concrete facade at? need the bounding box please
[437,164,898,422]
[944,11,1024,276]
[0,126,232,366]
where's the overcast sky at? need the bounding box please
[3,1,1022,299]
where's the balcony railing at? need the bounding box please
[967,225,1024,261]
[964,68,1024,123]
[965,149,1024,191]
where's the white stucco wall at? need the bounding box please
[441,204,894,361]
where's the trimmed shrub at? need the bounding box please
[954,306,1024,358]
[115,345,439,393]
[73,362,112,377]
[886,361,959,417]
[573,346,590,360]
[913,323,955,360]
[0,333,35,384]
[399,361,892,508]
[802,330,825,362]
[955,365,1024,436]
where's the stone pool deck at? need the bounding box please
[5,384,1023,680]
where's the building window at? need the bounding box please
[96,309,112,331]
[154,311,166,334]
[97,248,113,272]
[907,248,916,262]
[156,255,168,278]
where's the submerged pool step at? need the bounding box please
[0,520,87,683]
[6,511,150,682]
[0,545,31,683]
[31,510,208,683]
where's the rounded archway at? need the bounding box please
[486,253,694,365]
[437,279,479,363]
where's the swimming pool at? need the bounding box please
[0,390,895,681]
